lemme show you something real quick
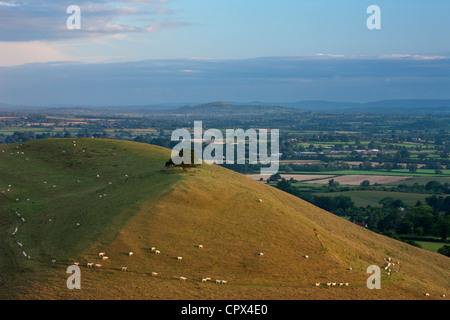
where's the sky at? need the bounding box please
[0,0,449,105]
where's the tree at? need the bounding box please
[437,245,450,257]
[432,216,450,241]
[284,164,293,173]
[360,180,371,188]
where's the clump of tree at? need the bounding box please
[164,149,201,172]
[437,245,450,257]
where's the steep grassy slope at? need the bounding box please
[0,139,448,299]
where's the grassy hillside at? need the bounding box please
[0,139,448,300]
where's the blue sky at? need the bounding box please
[0,0,449,105]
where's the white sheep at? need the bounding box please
[151,247,156,251]
[122,267,128,271]
[94,264,102,268]
[129,252,134,256]
[51,260,56,264]
[177,256,183,260]
[180,277,187,281]
[151,272,158,277]
[424,293,430,297]
[155,250,160,254]
[99,252,105,257]
[198,245,203,248]
[258,252,264,256]
[315,283,320,287]
[87,263,94,267]
[102,256,109,261]
[304,255,309,259]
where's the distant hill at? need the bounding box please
[256,99,450,114]
[0,138,448,299]
[165,101,303,116]
[1,99,449,114]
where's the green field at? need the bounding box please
[315,191,428,207]
[415,241,448,253]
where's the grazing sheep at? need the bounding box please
[222,280,227,284]
[258,252,264,256]
[102,256,109,261]
[348,267,352,271]
[151,272,158,276]
[74,262,79,266]
[424,293,430,297]
[345,283,349,286]
[442,294,446,298]
[339,283,344,286]
[155,250,160,254]
[303,255,309,259]
[180,277,187,281]
[177,256,183,260]
[206,277,211,281]
[326,283,331,286]
[129,252,134,256]
[198,245,203,248]
[87,263,94,268]
[216,280,222,284]
[332,283,337,286]
[257,199,263,202]
[315,283,320,287]
[202,278,208,283]
[122,267,128,271]
[151,247,156,251]
[94,264,102,268]
[99,253,105,257]
[51,260,56,264]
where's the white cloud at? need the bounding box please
[0,41,68,66]
[0,1,19,6]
